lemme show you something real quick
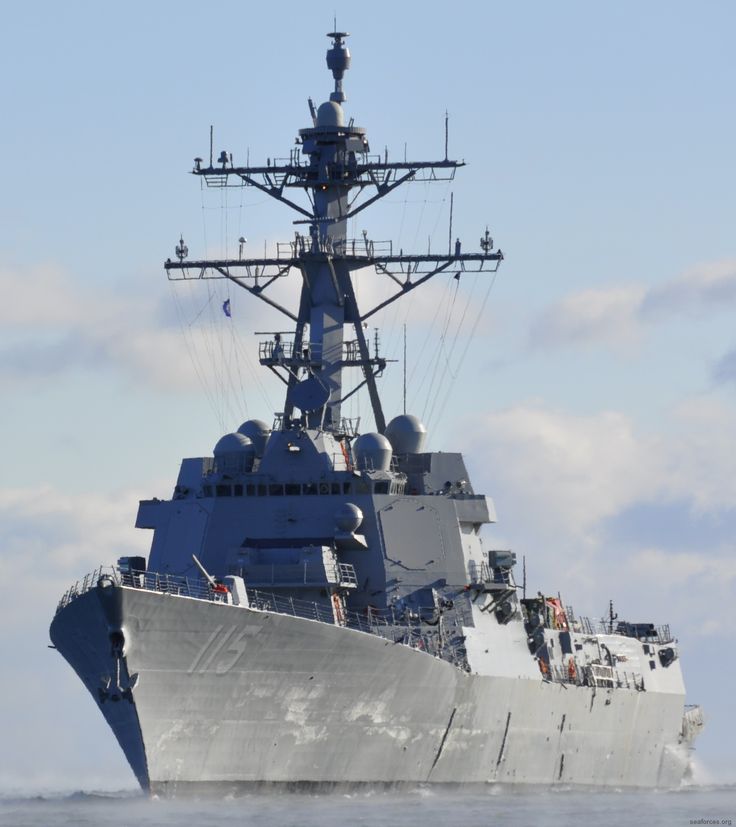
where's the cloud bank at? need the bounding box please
[463,398,736,632]
[0,263,287,392]
[530,258,736,349]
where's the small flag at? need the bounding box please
[222,299,231,318]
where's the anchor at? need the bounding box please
[98,630,139,704]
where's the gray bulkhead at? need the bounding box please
[135,430,496,615]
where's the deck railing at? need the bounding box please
[55,566,469,670]
[577,616,674,644]
[55,567,218,613]
[545,661,645,691]
[57,568,665,687]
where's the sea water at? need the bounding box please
[0,786,734,827]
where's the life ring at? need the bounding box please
[568,658,577,682]
[539,658,550,677]
[319,482,330,495]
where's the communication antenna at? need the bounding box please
[522,555,527,600]
[175,235,188,262]
[448,192,454,255]
[403,323,407,415]
[608,600,618,634]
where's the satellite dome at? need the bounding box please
[213,432,255,473]
[353,432,392,472]
[237,419,270,457]
[335,502,363,533]
[385,414,427,455]
[316,100,344,127]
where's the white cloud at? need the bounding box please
[666,397,736,512]
[469,403,663,542]
[0,483,149,791]
[529,257,736,349]
[628,546,736,594]
[0,485,151,627]
[0,264,96,328]
[0,263,290,392]
[641,258,736,318]
[463,399,736,640]
[472,398,736,535]
[606,543,736,640]
[530,285,645,348]
[0,260,462,395]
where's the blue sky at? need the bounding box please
[1,0,735,790]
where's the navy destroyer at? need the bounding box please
[50,32,703,791]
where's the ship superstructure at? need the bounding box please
[50,32,703,792]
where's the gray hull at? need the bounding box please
[50,584,691,791]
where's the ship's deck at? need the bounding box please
[56,565,471,670]
[57,566,671,693]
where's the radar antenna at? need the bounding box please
[165,34,503,435]
[326,30,351,103]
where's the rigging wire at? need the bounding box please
[164,171,291,433]
[420,276,460,422]
[217,189,263,425]
[224,299,276,419]
[229,307,275,414]
[198,182,230,431]
[406,277,448,388]
[423,269,482,425]
[379,178,452,416]
[227,181,250,419]
[412,276,457,397]
[215,188,233,419]
[428,269,500,432]
[172,152,479,433]
[381,185,413,361]
[169,282,225,433]
[203,277,229,424]
[230,187,276,415]
[198,182,229,428]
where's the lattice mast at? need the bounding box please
[165,32,503,434]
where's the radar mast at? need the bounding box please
[165,32,503,435]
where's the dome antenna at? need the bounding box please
[326,29,351,103]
